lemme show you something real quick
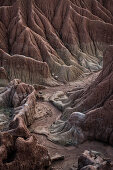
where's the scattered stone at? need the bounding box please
[54,76,58,80]
[51,154,65,162]
[33,84,47,91]
[77,150,112,170]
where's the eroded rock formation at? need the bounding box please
[48,45,113,146]
[77,150,112,170]
[0,79,51,170]
[0,67,9,86]
[1,0,113,169]
[1,0,113,83]
[0,50,55,86]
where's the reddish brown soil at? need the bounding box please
[1,0,113,84]
[0,80,50,170]
[30,78,113,170]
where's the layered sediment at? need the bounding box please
[1,0,113,169]
[0,79,50,170]
[48,45,113,146]
[1,0,113,83]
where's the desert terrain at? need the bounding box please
[0,0,113,170]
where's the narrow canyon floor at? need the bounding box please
[29,73,113,170]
